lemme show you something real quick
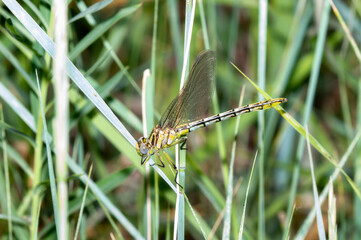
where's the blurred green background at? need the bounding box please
[0,0,361,239]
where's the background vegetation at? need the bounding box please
[0,0,360,239]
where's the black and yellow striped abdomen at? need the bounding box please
[175,98,286,135]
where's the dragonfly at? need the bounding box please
[136,50,286,182]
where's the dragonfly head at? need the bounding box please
[136,137,151,158]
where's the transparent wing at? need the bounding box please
[159,50,216,128]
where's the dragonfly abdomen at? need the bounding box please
[176,98,287,133]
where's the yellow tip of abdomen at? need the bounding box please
[262,98,287,110]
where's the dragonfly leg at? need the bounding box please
[155,151,166,168]
[166,137,188,150]
[180,137,188,150]
[148,151,166,168]
[162,150,177,170]
[141,155,150,165]
[174,170,183,190]
[162,150,184,189]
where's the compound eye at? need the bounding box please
[139,143,148,155]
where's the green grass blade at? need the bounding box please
[69,4,141,59]
[22,0,49,29]
[29,78,48,239]
[175,1,197,239]
[0,214,29,226]
[0,68,145,239]
[284,204,296,240]
[69,68,127,128]
[65,76,177,191]
[3,0,138,147]
[199,0,229,188]
[295,128,361,239]
[151,0,159,236]
[74,0,141,95]
[284,3,331,238]
[272,0,311,96]
[91,183,125,240]
[39,167,135,238]
[227,0,240,60]
[257,1,268,238]
[328,179,337,240]
[180,0,196,87]
[1,105,13,240]
[84,49,112,77]
[0,122,36,147]
[67,157,145,239]
[2,0,359,238]
[165,190,215,239]
[36,75,60,239]
[0,42,37,92]
[207,0,217,50]
[233,64,361,200]
[329,0,361,63]
[68,0,113,24]
[198,0,210,50]
[356,75,361,239]
[238,151,258,240]
[188,159,225,211]
[1,23,33,60]
[222,87,244,240]
[53,0,69,237]
[139,69,177,191]
[110,100,143,133]
[145,0,159,238]
[264,1,312,160]
[33,201,41,240]
[167,0,182,76]
[73,164,92,240]
[183,192,207,239]
[306,127,326,240]
[1,144,33,178]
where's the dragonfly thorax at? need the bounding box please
[135,127,183,159]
